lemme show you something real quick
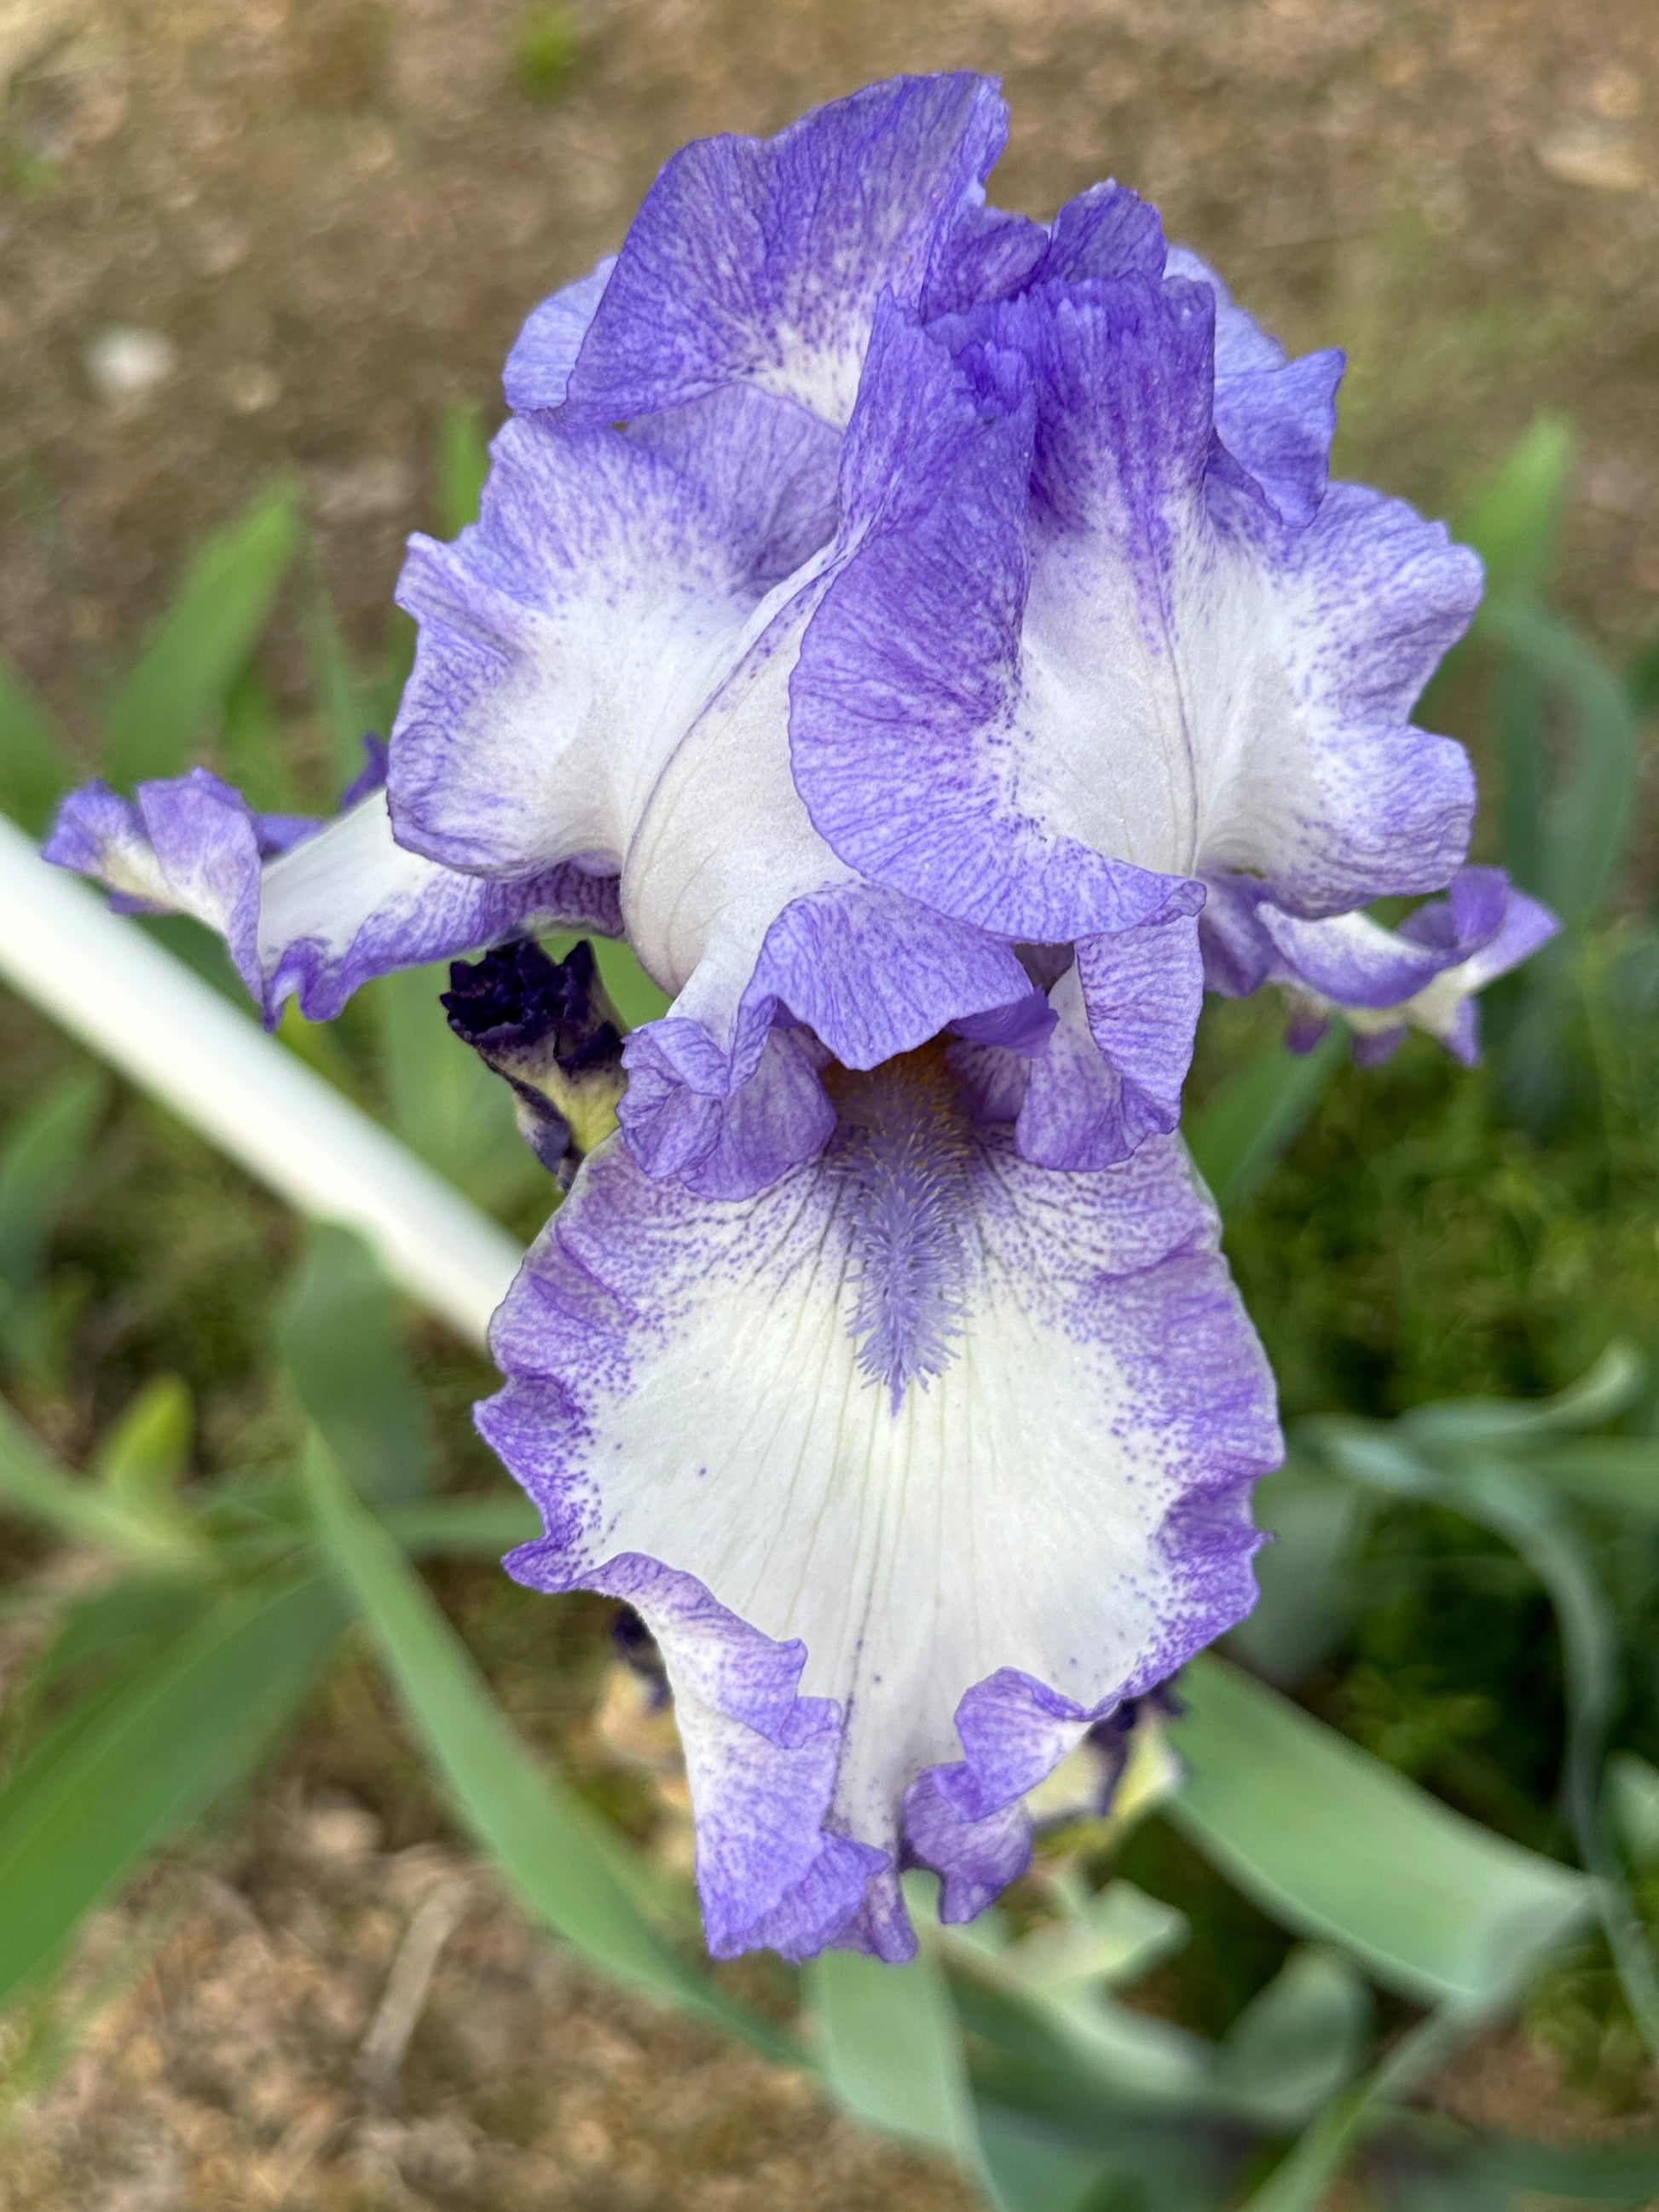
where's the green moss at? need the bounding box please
[1217,970,1659,1424]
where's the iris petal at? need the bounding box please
[1201,864,1559,1064]
[560,72,1014,431]
[797,274,1479,933]
[503,253,616,414]
[481,1048,1277,1961]
[43,764,618,1024]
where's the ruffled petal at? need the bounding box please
[629,386,842,592]
[1201,865,1558,1065]
[614,580,1033,1193]
[792,297,1200,945]
[1360,874,1558,1063]
[1038,179,1167,286]
[559,72,1012,431]
[617,879,1032,1198]
[1165,245,1343,528]
[44,766,620,1024]
[795,275,1478,953]
[617,1025,837,1202]
[480,1048,1277,1961]
[503,254,616,413]
[1017,917,1204,1170]
[396,367,1036,1201]
[918,199,1046,318]
[390,412,781,879]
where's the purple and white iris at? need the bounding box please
[47,72,1554,1962]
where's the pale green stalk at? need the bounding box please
[0,816,519,1347]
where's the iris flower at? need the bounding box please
[49,73,1553,1962]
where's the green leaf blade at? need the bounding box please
[280,1224,436,1507]
[807,1936,981,2165]
[298,1434,789,2060]
[0,1392,199,1562]
[0,1067,107,1299]
[436,400,491,538]
[1166,1655,1590,2007]
[105,487,301,788]
[1477,597,1639,933]
[1457,415,1573,599]
[0,1571,342,2007]
[1186,1030,1344,1218]
[0,656,75,834]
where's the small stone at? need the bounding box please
[1588,61,1645,122]
[298,1796,383,1861]
[312,453,414,521]
[1535,123,1647,193]
[83,325,176,402]
[223,362,281,414]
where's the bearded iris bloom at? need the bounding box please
[47,72,1553,1962]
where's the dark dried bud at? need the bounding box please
[442,939,626,1185]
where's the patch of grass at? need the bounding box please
[514,6,581,106]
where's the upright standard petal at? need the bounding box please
[395,350,1032,1200]
[390,411,774,880]
[503,253,616,414]
[44,765,620,1025]
[1165,245,1344,528]
[795,274,1479,937]
[560,72,1013,430]
[613,592,1031,1197]
[481,1045,1278,1961]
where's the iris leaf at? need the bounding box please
[301,589,379,789]
[1628,629,1659,725]
[1477,598,1639,933]
[1166,1655,1589,2007]
[0,1570,342,2007]
[807,1932,983,2167]
[968,2105,1131,2212]
[436,399,492,538]
[382,1492,540,1556]
[1214,1947,1372,2129]
[1456,416,1573,600]
[1517,1441,1659,1516]
[1186,1029,1344,1217]
[1240,2003,1481,2212]
[1414,1456,1659,2059]
[105,485,301,788]
[0,1066,107,1302]
[280,1223,436,1507]
[0,656,74,835]
[298,1431,794,2062]
[91,1375,193,1510]
[1465,2126,1659,2203]
[0,1391,201,1564]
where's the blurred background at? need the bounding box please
[2,3,1658,2208]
